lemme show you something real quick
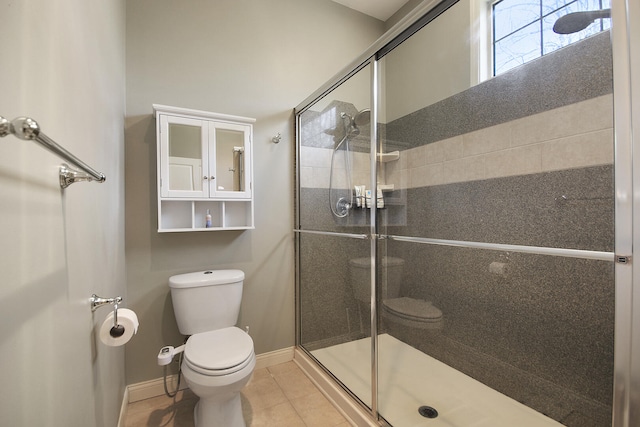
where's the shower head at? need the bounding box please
[340,112,360,138]
[353,108,371,126]
[340,108,371,139]
[553,9,610,34]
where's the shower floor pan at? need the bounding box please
[311,334,562,427]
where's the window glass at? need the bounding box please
[494,21,542,75]
[493,0,540,41]
[492,0,610,75]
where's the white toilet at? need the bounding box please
[169,270,255,427]
[349,257,443,330]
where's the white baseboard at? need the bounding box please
[294,348,377,427]
[126,346,295,403]
[127,373,190,403]
[255,346,294,370]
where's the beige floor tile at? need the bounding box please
[241,369,289,411]
[290,390,347,427]
[125,390,196,427]
[125,361,352,427]
[266,360,299,376]
[269,362,318,400]
[247,401,306,427]
[249,367,271,382]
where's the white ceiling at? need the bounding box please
[331,0,412,21]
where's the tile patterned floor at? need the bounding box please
[124,361,352,427]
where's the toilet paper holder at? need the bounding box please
[90,294,125,337]
[90,294,122,312]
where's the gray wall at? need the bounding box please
[0,1,126,426]
[124,0,385,384]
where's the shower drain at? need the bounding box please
[418,405,439,419]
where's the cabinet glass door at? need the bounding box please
[159,115,208,198]
[210,122,252,199]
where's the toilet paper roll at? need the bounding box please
[99,308,139,347]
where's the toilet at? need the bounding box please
[169,270,255,427]
[349,257,443,330]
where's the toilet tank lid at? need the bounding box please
[169,269,244,288]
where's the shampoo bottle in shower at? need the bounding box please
[205,209,212,228]
[377,188,384,209]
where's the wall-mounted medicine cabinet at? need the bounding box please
[154,104,255,232]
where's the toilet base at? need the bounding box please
[182,353,255,427]
[194,392,245,427]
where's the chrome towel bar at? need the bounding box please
[0,116,106,188]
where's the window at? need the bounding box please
[492,0,610,76]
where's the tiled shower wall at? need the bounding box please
[301,33,613,193]
[383,33,614,426]
[383,163,614,426]
[385,94,612,189]
[298,32,614,427]
[301,93,612,192]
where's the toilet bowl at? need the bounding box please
[181,327,256,427]
[349,257,443,329]
[168,270,255,427]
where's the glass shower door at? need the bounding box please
[375,0,615,426]
[296,63,375,410]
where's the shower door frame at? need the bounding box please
[611,0,640,424]
[294,0,640,425]
[294,56,381,418]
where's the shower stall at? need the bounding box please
[295,0,639,426]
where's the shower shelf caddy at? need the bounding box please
[154,105,255,232]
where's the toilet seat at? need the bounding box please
[184,326,254,376]
[383,297,443,322]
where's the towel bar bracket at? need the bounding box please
[59,164,101,188]
[0,117,9,137]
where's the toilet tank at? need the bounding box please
[169,269,244,335]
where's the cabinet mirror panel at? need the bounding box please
[168,123,203,192]
[216,128,245,192]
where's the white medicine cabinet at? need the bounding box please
[154,104,255,232]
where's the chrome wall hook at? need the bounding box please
[271,132,281,143]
